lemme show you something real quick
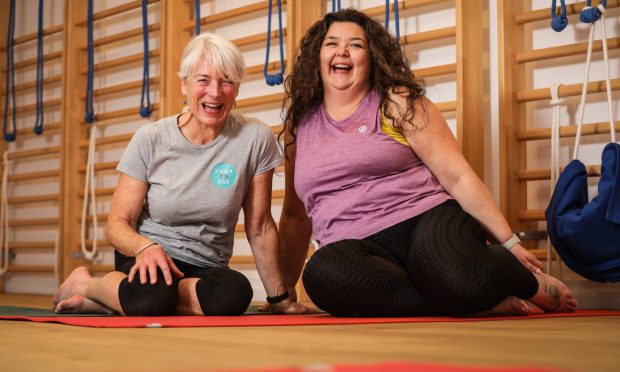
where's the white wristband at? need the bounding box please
[501,233,521,250]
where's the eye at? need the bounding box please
[350,43,364,49]
[221,80,234,87]
[323,41,338,47]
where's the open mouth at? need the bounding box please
[331,63,352,73]
[201,102,224,111]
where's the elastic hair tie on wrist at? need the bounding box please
[135,242,158,257]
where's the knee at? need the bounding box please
[118,276,179,316]
[196,269,253,315]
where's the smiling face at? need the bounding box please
[319,22,372,97]
[181,60,238,129]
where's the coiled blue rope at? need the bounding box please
[264,0,285,86]
[195,0,201,36]
[139,0,151,118]
[84,0,95,124]
[34,0,45,135]
[550,0,568,32]
[385,0,401,42]
[3,0,17,142]
[332,0,341,12]
[580,0,606,23]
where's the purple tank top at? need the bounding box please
[295,90,452,246]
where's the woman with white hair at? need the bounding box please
[53,33,311,316]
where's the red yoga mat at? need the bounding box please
[1,309,618,328]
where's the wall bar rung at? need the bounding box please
[78,161,119,173]
[401,26,456,46]
[7,265,55,273]
[80,77,160,100]
[7,146,61,161]
[4,24,64,48]
[186,0,288,30]
[518,165,601,181]
[8,170,60,182]
[80,50,161,74]
[78,188,115,198]
[9,241,56,250]
[9,218,60,227]
[0,98,61,116]
[14,75,62,93]
[364,0,443,17]
[518,209,544,222]
[76,0,160,26]
[516,37,620,64]
[3,51,62,72]
[233,29,287,48]
[16,122,61,136]
[517,79,620,103]
[80,23,161,50]
[414,63,457,79]
[78,133,133,148]
[236,93,284,109]
[517,121,620,141]
[80,103,159,123]
[8,194,60,204]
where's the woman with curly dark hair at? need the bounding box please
[278,9,577,317]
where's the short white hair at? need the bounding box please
[178,33,245,83]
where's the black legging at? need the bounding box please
[114,251,252,316]
[302,200,539,317]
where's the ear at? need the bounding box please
[181,79,188,96]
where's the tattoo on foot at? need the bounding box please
[547,284,561,312]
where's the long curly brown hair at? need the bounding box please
[280,8,426,156]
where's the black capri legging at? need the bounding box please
[302,200,539,317]
[114,251,253,316]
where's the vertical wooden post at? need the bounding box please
[286,0,325,71]
[455,0,486,180]
[497,0,528,233]
[160,0,192,117]
[60,0,89,278]
[0,0,9,292]
[288,0,324,305]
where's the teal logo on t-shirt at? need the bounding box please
[211,162,237,189]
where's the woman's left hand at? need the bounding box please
[261,300,317,314]
[510,244,543,274]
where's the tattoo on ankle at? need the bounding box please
[547,284,561,311]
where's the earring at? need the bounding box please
[233,101,237,108]
[183,96,188,105]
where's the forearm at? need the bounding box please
[105,219,157,257]
[247,222,288,297]
[447,173,514,244]
[278,213,312,294]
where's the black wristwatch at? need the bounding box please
[266,291,289,304]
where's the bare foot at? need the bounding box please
[52,266,92,308]
[55,295,116,314]
[468,296,532,317]
[528,272,578,313]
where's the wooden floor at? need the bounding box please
[1,293,619,372]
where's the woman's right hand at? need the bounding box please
[128,245,184,286]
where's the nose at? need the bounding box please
[206,80,222,97]
[336,44,349,56]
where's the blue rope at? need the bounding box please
[385,0,401,42]
[33,0,45,135]
[264,0,285,86]
[580,0,606,23]
[139,0,151,118]
[550,0,568,32]
[3,0,16,142]
[194,0,201,36]
[84,0,95,123]
[332,0,341,12]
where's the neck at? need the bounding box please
[323,86,371,121]
[178,111,226,145]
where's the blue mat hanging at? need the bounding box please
[545,1,620,282]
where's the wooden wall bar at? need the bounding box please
[0,0,483,295]
[497,0,619,258]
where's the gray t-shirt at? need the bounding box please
[117,113,281,268]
